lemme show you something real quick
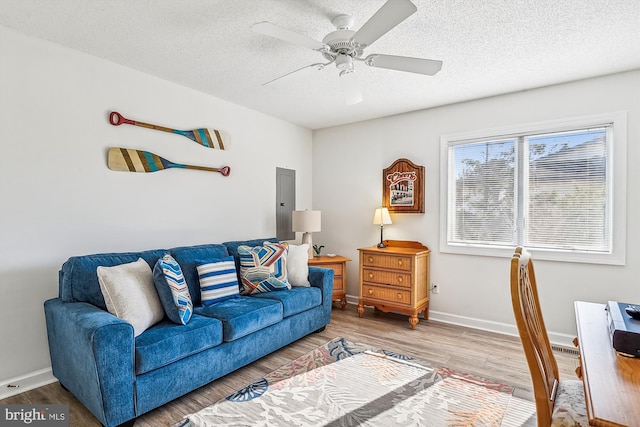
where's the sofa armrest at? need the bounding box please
[308,266,334,324]
[44,298,136,427]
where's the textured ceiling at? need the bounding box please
[1,0,639,129]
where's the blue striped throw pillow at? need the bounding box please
[197,257,240,306]
[153,254,193,325]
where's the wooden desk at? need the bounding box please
[574,301,640,427]
[308,255,351,309]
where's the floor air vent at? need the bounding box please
[551,345,580,356]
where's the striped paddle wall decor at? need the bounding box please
[109,147,167,172]
[109,111,232,150]
[174,128,227,150]
[107,147,231,175]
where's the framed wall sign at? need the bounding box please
[382,158,425,213]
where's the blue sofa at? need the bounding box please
[44,238,334,427]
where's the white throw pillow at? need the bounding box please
[287,244,310,287]
[97,258,165,337]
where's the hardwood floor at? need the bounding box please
[1,305,580,426]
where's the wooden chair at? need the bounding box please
[510,247,588,426]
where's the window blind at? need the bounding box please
[450,139,516,246]
[525,127,609,252]
[448,126,611,253]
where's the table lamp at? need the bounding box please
[373,207,392,248]
[292,210,321,259]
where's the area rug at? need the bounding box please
[175,337,536,427]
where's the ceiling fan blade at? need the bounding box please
[340,70,363,105]
[365,54,442,75]
[252,21,327,51]
[352,0,417,49]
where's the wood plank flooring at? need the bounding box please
[0,305,579,426]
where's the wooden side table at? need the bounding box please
[308,255,351,309]
[358,240,430,329]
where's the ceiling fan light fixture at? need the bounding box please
[340,70,363,105]
[335,54,353,71]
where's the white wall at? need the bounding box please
[313,70,640,343]
[0,26,313,385]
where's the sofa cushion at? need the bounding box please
[194,296,283,342]
[153,254,193,325]
[134,314,223,375]
[197,257,240,306]
[97,258,165,337]
[250,287,321,317]
[170,244,230,306]
[237,242,290,295]
[60,249,167,310]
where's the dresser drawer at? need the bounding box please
[333,276,344,292]
[362,253,412,271]
[362,285,411,305]
[320,262,344,276]
[362,268,411,287]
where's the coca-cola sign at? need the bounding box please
[382,159,424,213]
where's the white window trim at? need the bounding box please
[439,111,627,265]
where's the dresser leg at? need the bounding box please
[409,315,418,330]
[357,304,364,318]
[340,298,347,310]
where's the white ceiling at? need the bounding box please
[1,0,639,130]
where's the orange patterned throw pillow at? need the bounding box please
[237,242,290,295]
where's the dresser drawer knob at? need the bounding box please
[397,293,402,299]
[397,276,403,283]
[368,272,374,279]
[368,256,374,263]
[368,289,373,295]
[397,260,403,267]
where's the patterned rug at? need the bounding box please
[175,337,536,427]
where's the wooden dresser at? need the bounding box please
[357,240,430,329]
[308,255,351,309]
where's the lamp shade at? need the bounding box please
[292,210,321,232]
[372,207,392,225]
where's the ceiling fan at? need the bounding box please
[251,0,442,105]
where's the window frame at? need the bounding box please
[439,112,627,265]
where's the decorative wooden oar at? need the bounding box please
[108,147,231,176]
[109,111,231,150]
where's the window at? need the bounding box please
[440,112,627,265]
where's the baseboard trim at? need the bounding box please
[427,310,577,349]
[0,368,57,400]
[344,294,577,349]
